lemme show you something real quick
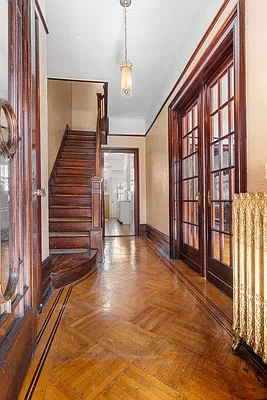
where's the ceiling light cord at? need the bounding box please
[124,5,127,62]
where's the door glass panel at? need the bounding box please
[1,153,10,295]
[223,170,230,200]
[181,100,200,252]
[211,83,218,112]
[0,0,9,99]
[221,105,229,137]
[222,138,230,169]
[230,100,234,132]
[220,72,228,105]
[209,60,234,269]
[212,231,220,260]
[211,144,219,171]
[222,234,230,264]
[211,113,219,141]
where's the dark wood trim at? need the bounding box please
[49,124,70,188]
[48,77,107,85]
[41,256,53,309]
[234,0,247,193]
[35,0,49,34]
[34,10,42,312]
[168,3,246,297]
[139,224,147,237]
[103,148,140,236]
[145,0,232,136]
[146,224,170,256]
[0,309,34,400]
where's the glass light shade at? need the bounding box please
[120,61,132,97]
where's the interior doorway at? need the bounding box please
[103,149,139,237]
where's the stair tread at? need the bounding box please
[49,218,92,222]
[50,248,89,254]
[50,194,91,197]
[50,205,90,209]
[50,231,90,237]
[52,184,91,187]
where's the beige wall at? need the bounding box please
[103,136,146,225]
[146,0,267,236]
[39,18,49,260]
[246,1,267,191]
[146,108,169,236]
[47,80,72,175]
[72,82,103,131]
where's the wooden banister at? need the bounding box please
[91,92,108,263]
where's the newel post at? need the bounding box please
[91,176,103,263]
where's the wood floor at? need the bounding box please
[105,218,133,236]
[19,237,267,400]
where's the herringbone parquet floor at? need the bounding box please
[19,237,267,400]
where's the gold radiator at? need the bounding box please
[232,192,267,362]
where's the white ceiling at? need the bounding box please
[45,0,223,134]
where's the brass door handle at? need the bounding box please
[195,191,201,205]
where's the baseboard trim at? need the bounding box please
[139,224,147,237]
[145,224,170,255]
[41,256,53,308]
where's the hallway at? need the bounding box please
[19,237,266,400]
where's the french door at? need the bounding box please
[178,55,237,296]
[206,58,235,295]
[180,97,202,274]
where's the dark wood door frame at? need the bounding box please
[103,148,140,236]
[168,2,247,278]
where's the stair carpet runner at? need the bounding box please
[49,130,97,289]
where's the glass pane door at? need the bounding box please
[207,58,235,294]
[180,97,202,273]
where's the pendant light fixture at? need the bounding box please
[120,0,132,97]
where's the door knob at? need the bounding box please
[32,188,46,197]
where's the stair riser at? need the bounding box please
[51,251,97,290]
[59,159,95,168]
[49,208,92,218]
[55,176,91,184]
[50,196,91,206]
[49,221,92,232]
[60,153,95,160]
[65,142,95,149]
[57,167,94,176]
[52,186,92,195]
[50,236,90,249]
[62,146,96,153]
[66,137,96,143]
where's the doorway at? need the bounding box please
[168,10,247,297]
[103,149,139,237]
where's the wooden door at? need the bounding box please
[206,58,235,296]
[0,1,39,398]
[180,96,203,274]
[179,57,235,296]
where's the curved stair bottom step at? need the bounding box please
[50,249,98,289]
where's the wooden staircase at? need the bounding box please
[49,128,99,289]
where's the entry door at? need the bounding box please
[206,58,235,295]
[0,1,39,398]
[180,97,202,274]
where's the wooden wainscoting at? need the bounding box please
[41,256,53,309]
[146,224,170,255]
